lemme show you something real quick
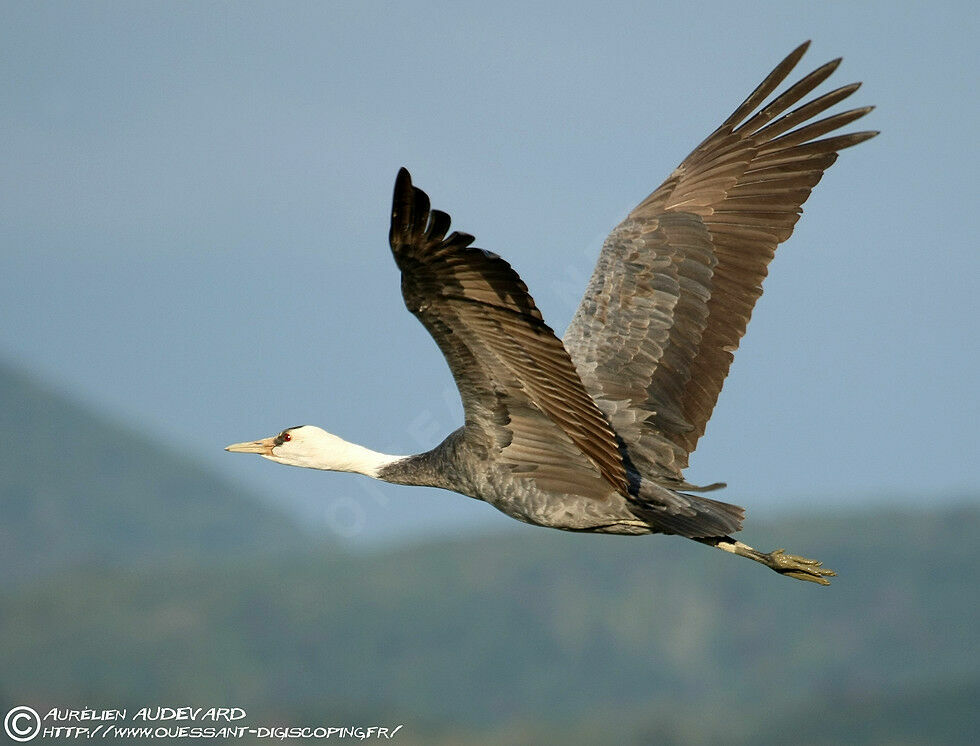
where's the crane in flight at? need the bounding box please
[228,42,876,584]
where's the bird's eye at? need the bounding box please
[281,432,291,442]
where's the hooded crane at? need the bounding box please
[227,42,876,584]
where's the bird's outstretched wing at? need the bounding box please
[389,168,629,499]
[563,41,877,485]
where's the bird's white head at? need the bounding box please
[225,425,400,478]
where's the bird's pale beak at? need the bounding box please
[225,437,276,455]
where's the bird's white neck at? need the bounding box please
[264,426,404,478]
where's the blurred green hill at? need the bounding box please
[2,508,977,744]
[1,361,977,744]
[0,361,315,586]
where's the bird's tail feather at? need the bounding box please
[633,489,745,538]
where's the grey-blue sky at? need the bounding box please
[1,2,977,544]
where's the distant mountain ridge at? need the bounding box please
[0,360,315,585]
[2,502,977,744]
[2,359,977,744]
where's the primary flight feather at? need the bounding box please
[228,42,876,584]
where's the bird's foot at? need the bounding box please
[765,548,836,585]
[695,537,836,586]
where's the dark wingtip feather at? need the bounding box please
[760,105,877,151]
[390,167,418,249]
[411,185,430,228]
[446,231,476,247]
[389,169,479,261]
[393,168,413,213]
[391,168,443,252]
[392,167,440,253]
[736,56,845,134]
[427,209,452,243]
[837,130,880,148]
[753,82,866,142]
[721,42,812,129]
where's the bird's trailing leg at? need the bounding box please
[696,536,836,585]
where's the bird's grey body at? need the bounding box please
[378,427,738,536]
[378,428,649,534]
[228,42,876,584]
